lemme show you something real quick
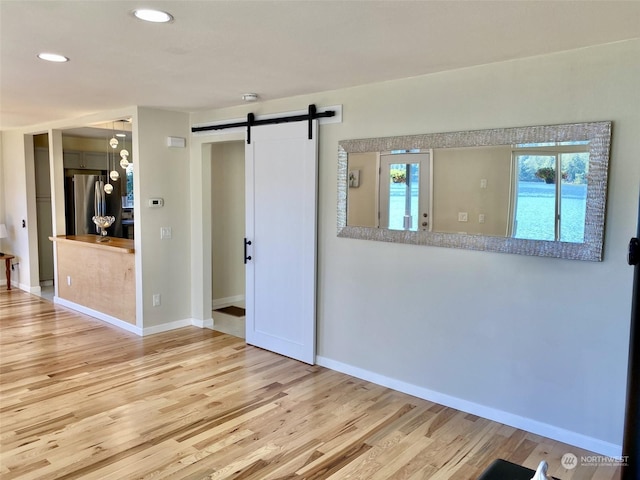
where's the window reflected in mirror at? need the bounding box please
[125,163,134,207]
[513,144,589,243]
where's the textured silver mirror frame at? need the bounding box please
[337,121,611,261]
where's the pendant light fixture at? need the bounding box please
[104,124,113,194]
[119,120,130,169]
[108,122,120,183]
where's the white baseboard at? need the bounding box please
[7,282,39,293]
[54,297,142,335]
[212,295,245,309]
[53,297,215,336]
[190,317,214,330]
[19,283,41,294]
[315,355,621,458]
[142,318,193,336]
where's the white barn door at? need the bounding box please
[245,121,317,364]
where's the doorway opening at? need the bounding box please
[33,134,54,301]
[210,140,246,338]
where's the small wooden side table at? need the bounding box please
[1,254,15,290]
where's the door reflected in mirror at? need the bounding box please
[379,153,430,231]
[338,122,611,261]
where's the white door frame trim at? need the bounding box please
[189,131,244,328]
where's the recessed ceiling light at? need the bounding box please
[37,52,69,63]
[133,9,173,23]
[242,93,259,102]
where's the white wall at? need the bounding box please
[0,130,37,290]
[135,107,191,329]
[191,39,640,454]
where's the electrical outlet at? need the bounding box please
[152,294,161,306]
[160,227,172,239]
[478,214,485,224]
[458,212,468,222]
[480,179,488,189]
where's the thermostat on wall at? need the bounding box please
[148,198,164,208]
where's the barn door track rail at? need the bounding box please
[191,104,335,143]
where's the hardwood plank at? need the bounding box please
[0,290,621,480]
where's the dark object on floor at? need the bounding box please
[213,305,246,317]
[478,459,560,480]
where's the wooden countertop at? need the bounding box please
[49,235,134,253]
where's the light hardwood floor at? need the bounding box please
[0,290,621,479]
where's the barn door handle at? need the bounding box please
[244,238,252,264]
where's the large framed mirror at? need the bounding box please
[337,122,611,261]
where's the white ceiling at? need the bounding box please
[2,0,639,130]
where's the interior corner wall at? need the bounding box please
[191,39,640,454]
[346,152,378,228]
[210,141,245,304]
[0,132,6,261]
[135,107,191,329]
[0,132,4,231]
[0,130,36,290]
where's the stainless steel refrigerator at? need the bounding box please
[67,174,123,238]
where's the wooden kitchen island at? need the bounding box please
[50,235,136,325]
